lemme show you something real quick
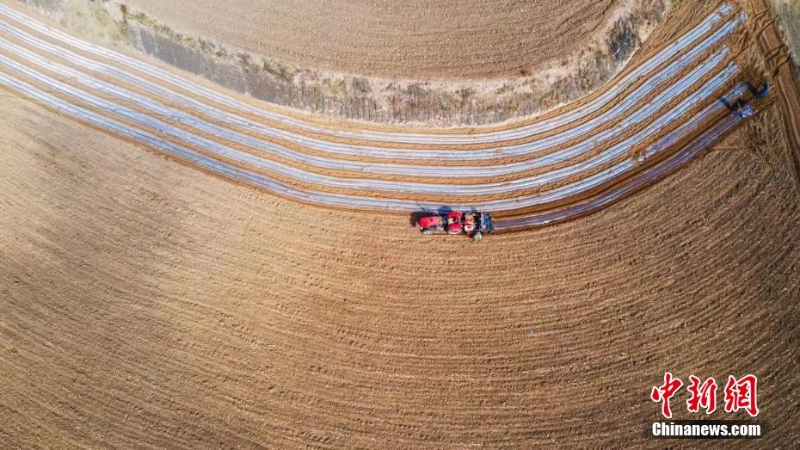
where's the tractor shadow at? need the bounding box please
[718,95,750,113]
[718,82,769,111]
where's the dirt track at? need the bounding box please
[122,0,623,79]
[1,94,798,447]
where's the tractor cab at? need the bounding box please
[463,213,476,235]
[445,211,463,234]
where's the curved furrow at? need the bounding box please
[0,4,758,226]
[0,52,740,200]
[0,3,738,144]
[493,110,746,229]
[0,38,735,182]
[0,70,747,213]
[0,13,744,158]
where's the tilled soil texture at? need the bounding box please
[121,0,623,79]
[1,95,799,447]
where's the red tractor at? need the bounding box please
[416,211,494,240]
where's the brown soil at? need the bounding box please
[1,92,799,449]
[121,0,624,80]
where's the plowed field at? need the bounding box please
[123,0,624,79]
[1,0,799,447]
[1,93,798,448]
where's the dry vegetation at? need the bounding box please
[16,0,671,125]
